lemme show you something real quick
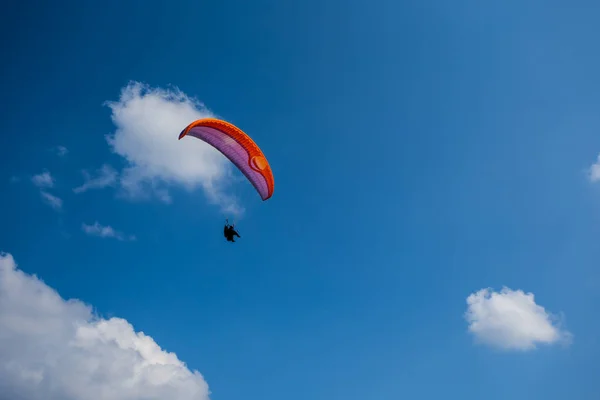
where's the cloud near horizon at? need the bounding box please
[74,81,244,215]
[0,252,210,400]
[464,287,571,351]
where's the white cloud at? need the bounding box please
[588,153,600,182]
[465,287,571,351]
[54,146,68,157]
[73,164,119,193]
[31,171,54,188]
[96,81,243,214]
[0,252,210,400]
[82,222,135,241]
[30,171,62,210]
[40,191,63,211]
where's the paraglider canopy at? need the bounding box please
[178,118,274,201]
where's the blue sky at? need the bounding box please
[2,0,600,399]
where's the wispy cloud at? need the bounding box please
[0,252,210,400]
[81,222,135,241]
[53,145,69,157]
[40,191,63,211]
[31,171,54,188]
[73,164,118,193]
[465,287,572,351]
[30,171,62,210]
[81,81,243,215]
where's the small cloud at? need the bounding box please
[30,171,62,211]
[464,287,571,351]
[54,145,68,157]
[0,252,210,400]
[73,164,118,193]
[588,153,600,182]
[81,222,135,241]
[31,171,54,188]
[9,176,19,183]
[40,191,63,211]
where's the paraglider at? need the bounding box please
[178,118,274,242]
[223,219,240,242]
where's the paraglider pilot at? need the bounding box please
[224,220,241,242]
